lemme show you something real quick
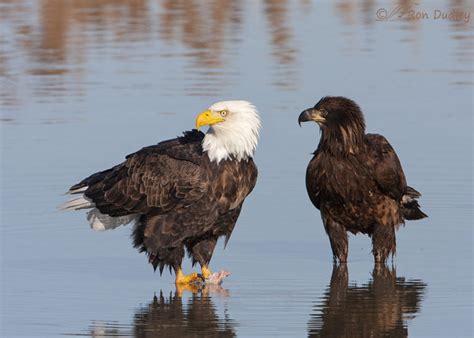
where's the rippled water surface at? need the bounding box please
[1,0,473,337]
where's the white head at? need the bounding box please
[195,100,261,163]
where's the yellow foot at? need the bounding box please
[201,265,212,280]
[175,269,201,285]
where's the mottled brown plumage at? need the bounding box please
[299,96,427,263]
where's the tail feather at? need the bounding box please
[402,203,428,220]
[405,186,422,199]
[59,196,94,211]
[402,186,427,220]
[65,186,88,195]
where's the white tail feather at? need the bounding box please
[60,188,138,231]
[67,186,88,195]
[87,209,139,231]
[402,194,414,204]
[59,196,94,210]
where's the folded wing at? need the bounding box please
[68,130,208,218]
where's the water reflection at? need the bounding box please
[35,0,151,64]
[87,285,236,337]
[2,0,473,110]
[159,0,242,68]
[308,264,426,338]
[263,0,297,89]
[448,0,474,66]
[157,0,245,96]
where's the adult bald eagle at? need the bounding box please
[62,100,260,284]
[298,97,427,263]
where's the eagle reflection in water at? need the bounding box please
[88,285,236,338]
[308,264,426,338]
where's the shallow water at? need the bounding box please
[1,0,473,337]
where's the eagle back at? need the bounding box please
[84,130,208,216]
[130,129,205,165]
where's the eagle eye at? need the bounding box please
[220,110,228,117]
[320,109,328,117]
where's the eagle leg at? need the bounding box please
[201,265,212,280]
[187,238,231,285]
[325,219,348,263]
[189,237,218,279]
[175,268,201,285]
[371,225,396,263]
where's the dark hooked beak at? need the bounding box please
[298,108,312,126]
[298,108,325,126]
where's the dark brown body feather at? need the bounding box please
[302,97,427,263]
[70,130,257,273]
[307,134,409,235]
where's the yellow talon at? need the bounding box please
[201,265,212,280]
[175,268,200,285]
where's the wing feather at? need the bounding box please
[75,130,207,217]
[365,133,407,201]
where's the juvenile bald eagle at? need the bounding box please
[298,96,427,263]
[62,100,260,284]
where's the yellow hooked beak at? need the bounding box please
[195,110,225,129]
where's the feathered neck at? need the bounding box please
[202,102,260,163]
[319,122,365,157]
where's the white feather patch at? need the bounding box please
[59,196,94,210]
[86,208,139,231]
[203,100,261,163]
[60,191,138,231]
[67,186,88,194]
